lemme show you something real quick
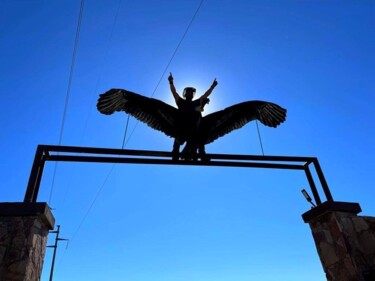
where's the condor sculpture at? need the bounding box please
[97,77,286,161]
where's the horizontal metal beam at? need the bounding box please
[46,155,306,170]
[38,144,316,163]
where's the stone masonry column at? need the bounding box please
[0,202,55,281]
[302,201,375,281]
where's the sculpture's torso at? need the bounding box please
[176,98,202,137]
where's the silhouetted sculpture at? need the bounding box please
[97,74,287,161]
[168,73,216,160]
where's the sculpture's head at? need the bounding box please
[183,87,196,101]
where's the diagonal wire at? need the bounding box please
[52,1,124,275]
[58,0,123,212]
[53,164,116,275]
[151,0,205,99]
[122,115,131,149]
[66,0,206,254]
[70,165,116,243]
[48,0,85,205]
[255,120,265,155]
[123,0,205,147]
[79,0,123,147]
[65,0,126,242]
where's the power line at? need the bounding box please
[68,0,206,248]
[151,0,205,99]
[123,0,205,147]
[58,0,124,211]
[79,0,123,146]
[52,0,124,272]
[47,0,206,275]
[70,165,116,243]
[48,0,85,205]
[58,0,85,146]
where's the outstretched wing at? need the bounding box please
[200,100,287,144]
[97,89,179,138]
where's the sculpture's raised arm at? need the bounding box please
[200,78,218,101]
[168,73,180,103]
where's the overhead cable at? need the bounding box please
[48,0,85,205]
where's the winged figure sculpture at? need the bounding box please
[97,73,287,161]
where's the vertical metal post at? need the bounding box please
[48,225,60,281]
[24,145,46,203]
[304,164,322,206]
[313,159,334,202]
[47,225,68,281]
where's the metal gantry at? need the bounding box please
[24,144,334,205]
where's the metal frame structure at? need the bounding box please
[24,144,334,205]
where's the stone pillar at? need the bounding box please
[302,201,375,281]
[0,202,55,281]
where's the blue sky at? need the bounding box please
[1,1,374,280]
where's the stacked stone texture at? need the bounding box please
[0,215,49,281]
[310,211,375,281]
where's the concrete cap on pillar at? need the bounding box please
[302,201,362,223]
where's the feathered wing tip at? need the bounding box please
[97,89,127,115]
[256,103,287,128]
[96,88,180,139]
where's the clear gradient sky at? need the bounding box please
[1,1,374,281]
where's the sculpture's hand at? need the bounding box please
[212,78,218,88]
[168,72,174,84]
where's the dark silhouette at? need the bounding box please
[168,73,216,160]
[97,74,287,161]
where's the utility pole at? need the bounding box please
[47,225,68,281]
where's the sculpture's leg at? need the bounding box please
[190,143,198,162]
[181,141,196,161]
[172,139,181,161]
[198,145,209,162]
[181,143,190,161]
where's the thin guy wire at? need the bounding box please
[255,120,265,155]
[122,115,131,149]
[48,0,85,205]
